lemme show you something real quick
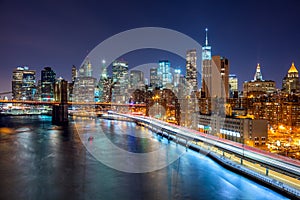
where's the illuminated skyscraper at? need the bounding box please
[112,60,128,83]
[73,61,96,102]
[158,60,172,88]
[71,65,77,82]
[229,74,238,98]
[150,68,159,87]
[112,60,129,103]
[282,62,300,94]
[41,67,56,101]
[79,59,92,77]
[212,55,230,98]
[130,70,144,88]
[243,64,276,97]
[186,49,197,91]
[98,60,112,102]
[201,28,212,98]
[254,63,263,81]
[174,69,181,87]
[12,66,36,100]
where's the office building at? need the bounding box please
[150,68,159,88]
[112,60,129,83]
[243,64,276,98]
[201,28,212,98]
[173,69,181,87]
[186,49,198,91]
[229,74,238,98]
[79,59,92,77]
[198,114,268,146]
[212,55,230,98]
[98,62,113,102]
[129,70,144,89]
[12,66,36,100]
[112,60,129,103]
[73,61,96,102]
[282,62,299,94]
[157,60,172,88]
[41,67,56,101]
[71,65,77,82]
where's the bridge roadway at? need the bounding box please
[110,112,300,180]
[0,100,145,107]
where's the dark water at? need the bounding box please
[0,116,287,200]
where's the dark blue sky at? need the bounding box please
[1,0,300,92]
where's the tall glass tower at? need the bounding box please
[158,60,172,88]
[186,49,198,91]
[201,28,212,98]
[12,66,36,100]
[41,67,56,101]
[112,60,129,103]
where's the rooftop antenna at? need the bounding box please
[205,28,208,46]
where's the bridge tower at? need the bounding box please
[52,78,68,125]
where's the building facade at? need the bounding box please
[157,60,172,88]
[73,61,96,102]
[198,114,268,146]
[186,49,198,91]
[112,60,129,103]
[243,64,276,97]
[12,66,36,100]
[150,68,159,88]
[201,28,212,98]
[41,67,56,101]
[98,64,112,103]
[229,74,238,98]
[129,70,144,89]
[282,62,299,94]
[212,55,230,98]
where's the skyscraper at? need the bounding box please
[112,60,129,103]
[129,70,144,89]
[41,67,56,101]
[73,61,96,102]
[282,62,299,94]
[173,69,181,87]
[150,68,159,88]
[79,60,92,77]
[229,74,238,98]
[186,49,197,91]
[201,28,212,98]
[112,60,129,83]
[12,66,36,100]
[212,55,230,98]
[71,65,77,82]
[157,60,172,88]
[243,64,276,97]
[98,60,113,102]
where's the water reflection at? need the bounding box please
[0,116,288,200]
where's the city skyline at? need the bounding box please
[1,0,300,93]
[1,1,300,199]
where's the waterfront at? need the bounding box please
[0,116,288,199]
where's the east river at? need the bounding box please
[0,116,288,200]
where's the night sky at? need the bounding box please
[1,0,300,93]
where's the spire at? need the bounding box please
[202,28,212,60]
[101,59,107,79]
[205,28,209,46]
[288,62,298,73]
[254,63,263,81]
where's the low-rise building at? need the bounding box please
[198,114,268,146]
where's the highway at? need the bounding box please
[112,112,300,181]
